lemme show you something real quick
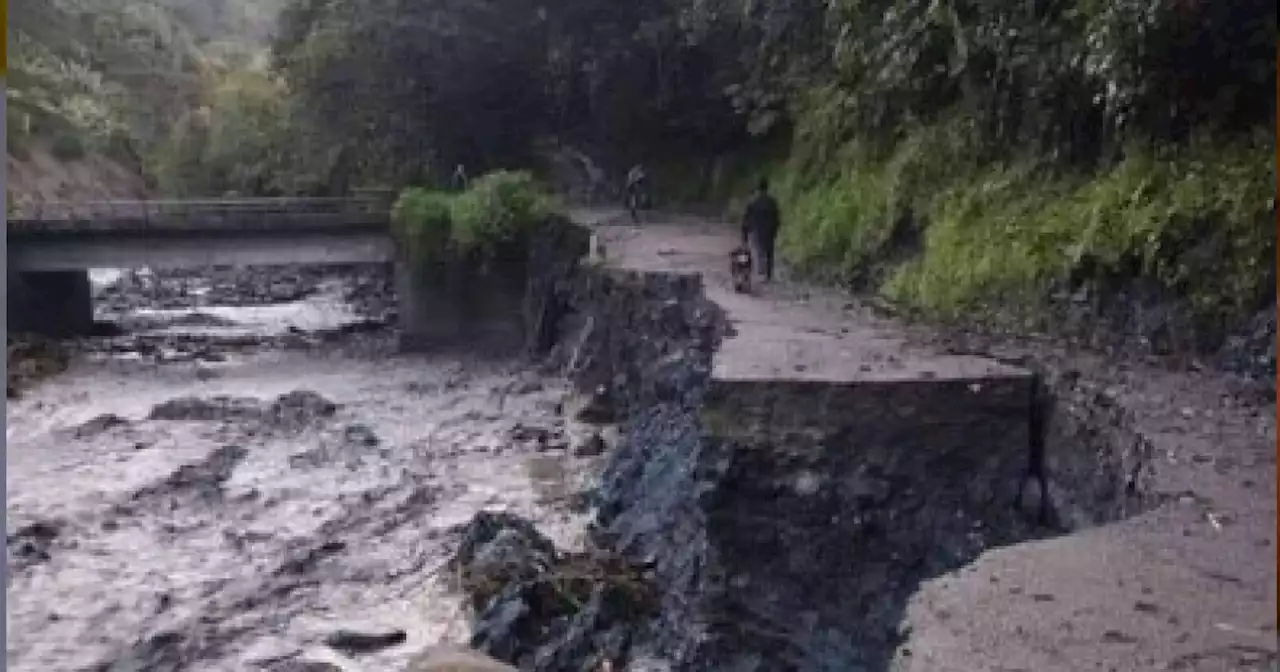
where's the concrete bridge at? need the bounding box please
[6,196,466,343]
[7,197,394,271]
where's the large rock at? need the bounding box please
[148,395,263,422]
[322,626,407,655]
[448,511,658,672]
[270,390,338,422]
[72,413,130,438]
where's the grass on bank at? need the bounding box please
[391,170,557,271]
[770,123,1275,328]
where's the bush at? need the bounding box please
[449,170,554,258]
[50,133,87,161]
[390,170,556,270]
[882,134,1274,324]
[774,115,1274,330]
[776,117,979,286]
[391,187,454,269]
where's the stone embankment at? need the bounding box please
[515,212,1275,671]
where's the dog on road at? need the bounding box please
[730,245,753,293]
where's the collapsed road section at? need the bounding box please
[532,214,1275,671]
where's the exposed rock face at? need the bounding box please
[448,512,658,671]
[1030,366,1160,529]
[521,225,1042,669]
[522,217,592,359]
[536,268,724,669]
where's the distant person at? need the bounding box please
[625,163,647,188]
[451,164,469,191]
[624,163,649,222]
[741,177,781,282]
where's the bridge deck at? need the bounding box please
[7,197,398,270]
[7,196,393,235]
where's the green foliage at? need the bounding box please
[8,0,289,193]
[776,117,980,284]
[150,68,295,196]
[747,0,1274,330]
[775,129,1275,326]
[449,171,555,259]
[50,133,87,161]
[271,0,552,187]
[391,188,454,269]
[11,0,1273,350]
[390,171,556,270]
[776,102,1274,326]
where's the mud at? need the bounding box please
[5,264,598,672]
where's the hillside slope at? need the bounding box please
[8,146,150,213]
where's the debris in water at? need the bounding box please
[571,431,607,457]
[148,395,263,422]
[322,627,408,654]
[342,423,381,447]
[72,413,130,438]
[572,386,616,424]
[270,390,339,424]
[7,519,63,569]
[449,511,658,670]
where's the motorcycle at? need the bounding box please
[730,245,753,293]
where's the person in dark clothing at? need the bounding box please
[741,178,782,282]
[451,164,469,192]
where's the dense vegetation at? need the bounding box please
[11,0,1275,344]
[748,1,1276,338]
[391,171,556,271]
[8,0,285,182]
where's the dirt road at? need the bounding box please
[585,212,1277,672]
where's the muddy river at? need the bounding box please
[6,265,598,671]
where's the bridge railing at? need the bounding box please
[7,195,394,232]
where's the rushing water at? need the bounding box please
[7,267,598,671]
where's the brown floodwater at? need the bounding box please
[6,271,598,671]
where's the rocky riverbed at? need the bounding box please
[5,264,609,671]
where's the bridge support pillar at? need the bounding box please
[8,270,95,337]
[395,261,463,351]
[394,258,527,353]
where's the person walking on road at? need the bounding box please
[741,177,781,283]
[624,163,649,222]
[451,164,469,192]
